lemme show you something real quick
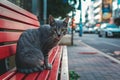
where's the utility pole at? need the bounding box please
[71,12,75,45]
[79,0,82,36]
[43,0,47,24]
[118,0,120,8]
[32,0,39,16]
[68,0,76,45]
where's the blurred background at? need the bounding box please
[7,0,120,36]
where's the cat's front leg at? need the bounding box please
[44,56,52,70]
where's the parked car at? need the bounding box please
[83,27,95,33]
[97,23,108,34]
[98,24,120,37]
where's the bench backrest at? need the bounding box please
[0,0,40,60]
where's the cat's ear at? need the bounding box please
[49,15,55,26]
[63,16,69,27]
[63,16,69,23]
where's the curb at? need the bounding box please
[80,41,120,64]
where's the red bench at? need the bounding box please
[0,0,69,80]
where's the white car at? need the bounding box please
[98,24,120,37]
[83,27,95,33]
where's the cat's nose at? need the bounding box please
[58,34,60,37]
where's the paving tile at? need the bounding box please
[68,34,120,80]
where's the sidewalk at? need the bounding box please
[67,34,120,80]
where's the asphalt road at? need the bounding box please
[78,33,120,55]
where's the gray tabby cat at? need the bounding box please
[15,15,69,74]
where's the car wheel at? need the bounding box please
[102,32,107,38]
[98,33,102,37]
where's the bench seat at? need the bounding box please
[0,46,67,80]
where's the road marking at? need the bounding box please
[103,42,120,48]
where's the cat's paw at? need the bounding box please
[35,64,44,72]
[45,63,52,70]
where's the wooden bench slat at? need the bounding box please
[60,46,69,80]
[24,73,39,80]
[36,46,61,80]
[0,44,16,59]
[48,46,62,80]
[0,19,39,30]
[0,6,40,26]
[0,32,22,43]
[0,68,16,80]
[9,72,26,80]
[0,0,38,20]
[36,70,49,80]
[48,46,60,64]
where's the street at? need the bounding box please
[76,33,120,59]
[68,33,120,80]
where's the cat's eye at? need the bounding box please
[62,28,66,31]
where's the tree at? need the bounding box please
[47,0,74,18]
